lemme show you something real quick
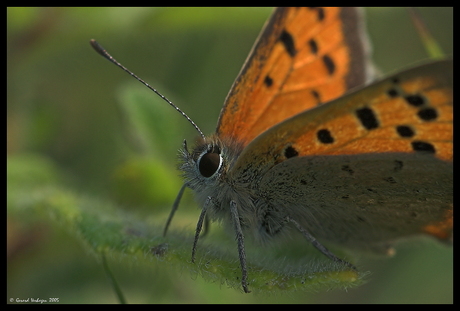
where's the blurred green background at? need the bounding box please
[7,7,452,303]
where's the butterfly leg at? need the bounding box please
[191,196,210,263]
[230,200,251,293]
[286,217,357,270]
[163,183,187,237]
[201,214,210,238]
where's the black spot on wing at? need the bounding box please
[405,94,425,107]
[264,75,273,87]
[308,7,325,21]
[311,90,321,104]
[284,146,299,158]
[417,107,438,121]
[387,88,399,97]
[317,129,334,144]
[355,107,379,130]
[411,141,436,154]
[308,39,318,54]
[396,125,415,138]
[279,30,297,57]
[322,55,335,75]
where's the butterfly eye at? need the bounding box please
[198,152,222,178]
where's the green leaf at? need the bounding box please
[8,153,365,295]
[116,82,185,157]
[111,156,182,206]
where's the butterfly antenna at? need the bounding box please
[90,39,206,140]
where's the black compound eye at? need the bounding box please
[198,152,221,178]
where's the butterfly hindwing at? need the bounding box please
[257,152,452,252]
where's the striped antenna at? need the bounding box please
[90,39,206,140]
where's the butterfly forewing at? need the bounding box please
[217,7,373,146]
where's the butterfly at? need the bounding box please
[91,7,452,293]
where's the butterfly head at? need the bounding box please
[179,135,245,191]
[179,136,223,190]
[191,138,223,179]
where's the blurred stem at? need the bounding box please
[408,8,445,59]
[101,253,127,304]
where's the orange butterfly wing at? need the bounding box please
[216,7,373,146]
[231,60,452,164]
[231,60,453,242]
